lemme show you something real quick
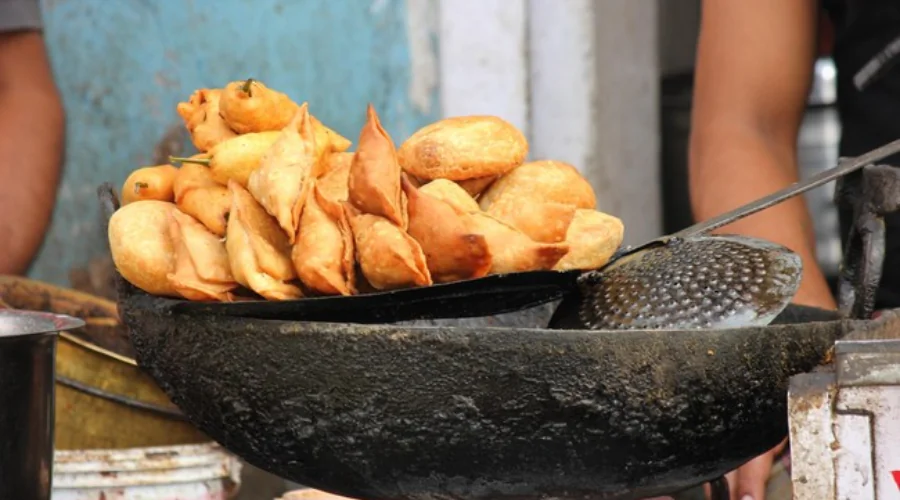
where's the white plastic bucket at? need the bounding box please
[52,442,242,499]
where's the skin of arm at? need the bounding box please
[689,0,837,311]
[688,2,835,500]
[0,30,65,275]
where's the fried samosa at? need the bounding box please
[418,179,480,213]
[166,208,237,301]
[321,151,354,177]
[487,200,576,243]
[397,115,528,181]
[345,204,432,290]
[317,157,351,203]
[310,118,352,176]
[107,200,179,297]
[176,88,238,152]
[173,161,231,236]
[466,212,570,275]
[479,160,597,210]
[456,176,497,198]
[348,104,406,227]
[226,181,303,300]
[247,103,318,244]
[402,176,491,283]
[553,209,625,271]
[292,185,356,296]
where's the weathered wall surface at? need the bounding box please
[33,0,439,285]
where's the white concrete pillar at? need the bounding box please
[438,0,662,244]
[529,0,662,244]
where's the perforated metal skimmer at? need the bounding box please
[577,235,802,330]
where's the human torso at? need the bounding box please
[823,0,900,309]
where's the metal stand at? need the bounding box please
[834,163,900,319]
[789,331,900,499]
[790,161,900,499]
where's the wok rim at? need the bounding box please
[136,291,850,341]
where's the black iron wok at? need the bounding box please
[119,276,866,500]
[107,140,900,499]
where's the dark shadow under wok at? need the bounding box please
[119,280,846,500]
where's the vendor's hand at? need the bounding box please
[719,438,787,500]
[641,438,785,500]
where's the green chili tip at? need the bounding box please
[241,78,255,96]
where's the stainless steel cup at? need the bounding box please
[0,309,84,499]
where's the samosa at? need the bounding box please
[247,103,318,243]
[226,181,303,300]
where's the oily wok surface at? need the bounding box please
[119,279,847,500]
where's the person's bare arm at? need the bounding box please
[0,30,65,275]
[690,0,836,310]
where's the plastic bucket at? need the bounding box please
[277,489,358,500]
[53,443,242,499]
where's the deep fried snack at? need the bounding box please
[217,78,351,165]
[487,200,576,243]
[418,179,480,213]
[219,78,299,134]
[107,200,179,297]
[121,165,179,205]
[292,185,356,296]
[170,131,281,187]
[226,181,303,300]
[166,208,237,301]
[247,103,317,243]
[310,117,352,176]
[344,204,431,290]
[456,176,497,197]
[320,151,354,177]
[553,209,625,271]
[173,160,231,236]
[466,212,569,275]
[479,160,597,210]
[348,104,406,227]
[402,176,491,283]
[175,88,237,152]
[397,115,528,181]
[317,157,351,203]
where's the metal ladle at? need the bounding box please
[561,138,900,330]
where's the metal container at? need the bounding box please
[52,442,243,499]
[788,312,900,499]
[0,275,210,450]
[55,332,211,450]
[0,309,84,500]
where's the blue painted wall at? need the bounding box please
[31,0,439,285]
